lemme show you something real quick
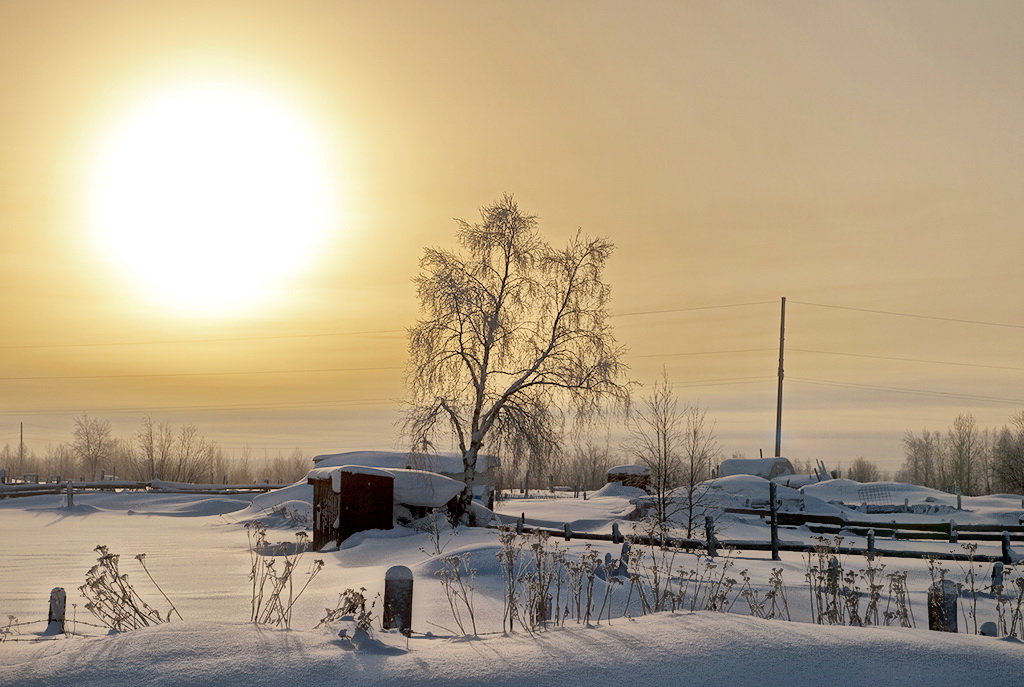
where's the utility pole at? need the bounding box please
[18,421,24,479]
[774,297,786,458]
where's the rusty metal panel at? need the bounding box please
[310,478,342,550]
[338,471,394,543]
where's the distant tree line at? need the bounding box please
[0,414,309,484]
[898,411,1024,496]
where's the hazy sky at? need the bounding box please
[1,1,1022,472]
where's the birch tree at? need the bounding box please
[405,195,628,521]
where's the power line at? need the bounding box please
[789,376,1024,406]
[0,300,775,352]
[669,376,775,389]
[790,300,1024,331]
[0,328,405,351]
[0,365,404,383]
[610,300,775,318]
[791,348,1024,373]
[0,396,398,417]
[630,348,774,359]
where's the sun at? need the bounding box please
[87,80,336,315]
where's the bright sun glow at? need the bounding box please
[88,80,336,315]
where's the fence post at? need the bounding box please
[769,481,780,561]
[516,513,524,535]
[992,561,1005,591]
[612,522,622,544]
[866,529,875,560]
[948,520,957,543]
[382,565,413,635]
[45,587,66,635]
[1002,532,1012,565]
[616,540,631,576]
[927,579,957,632]
[956,492,962,511]
[704,515,718,557]
[563,523,572,541]
[65,481,74,509]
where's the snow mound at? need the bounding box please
[802,479,951,506]
[700,474,803,505]
[3,613,1023,687]
[591,481,648,499]
[607,464,649,475]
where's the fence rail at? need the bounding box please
[0,480,289,499]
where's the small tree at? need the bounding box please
[677,403,719,538]
[846,457,882,483]
[626,376,718,540]
[405,195,628,522]
[72,414,113,480]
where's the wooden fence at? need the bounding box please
[0,480,289,499]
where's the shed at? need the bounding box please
[607,464,651,491]
[307,465,465,549]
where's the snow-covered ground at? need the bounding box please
[5,612,1023,687]
[2,481,1023,685]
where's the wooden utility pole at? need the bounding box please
[18,421,24,478]
[774,297,786,458]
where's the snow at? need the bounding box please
[3,613,1022,687]
[312,450,498,474]
[607,464,649,475]
[307,465,464,508]
[3,483,1024,686]
[718,457,795,479]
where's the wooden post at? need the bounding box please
[382,565,413,634]
[704,515,718,557]
[927,579,958,632]
[1001,532,1012,564]
[616,540,631,576]
[563,523,572,541]
[611,522,622,544]
[774,297,786,457]
[956,492,962,510]
[516,513,524,535]
[948,520,957,543]
[867,529,875,560]
[65,481,74,509]
[45,587,66,635]
[769,481,780,561]
[992,562,1005,590]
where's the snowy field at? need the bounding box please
[2,481,1023,685]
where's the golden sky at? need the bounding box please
[1,1,1022,470]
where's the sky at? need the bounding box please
[0,1,1022,472]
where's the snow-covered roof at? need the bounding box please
[307,465,465,508]
[312,450,498,474]
[608,464,650,476]
[718,457,795,479]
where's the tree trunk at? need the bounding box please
[456,443,481,525]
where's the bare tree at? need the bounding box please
[947,413,982,494]
[626,376,682,541]
[677,403,720,538]
[564,441,614,494]
[72,414,113,480]
[994,411,1024,494]
[173,424,214,483]
[135,415,175,480]
[846,456,882,483]
[405,195,628,521]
